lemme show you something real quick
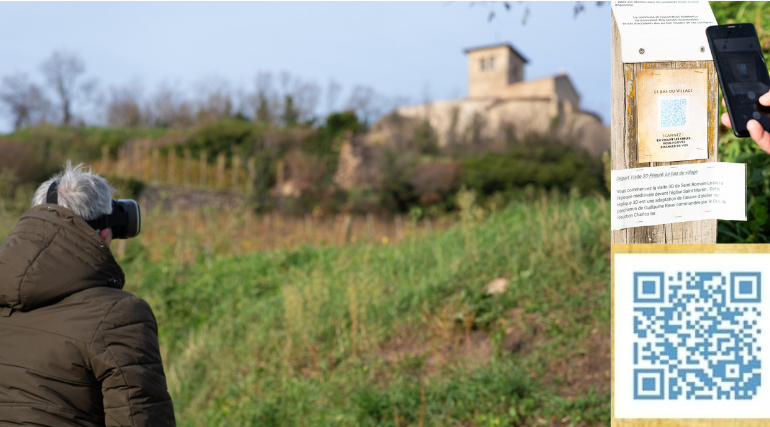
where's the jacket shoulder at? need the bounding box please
[69,286,143,305]
[69,287,157,326]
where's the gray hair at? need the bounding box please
[32,161,114,221]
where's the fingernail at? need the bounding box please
[761,92,770,104]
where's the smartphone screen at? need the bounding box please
[706,24,770,137]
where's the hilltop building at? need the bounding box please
[333,42,610,191]
[466,43,528,97]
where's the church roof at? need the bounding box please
[464,43,528,63]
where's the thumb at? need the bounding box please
[760,91,770,106]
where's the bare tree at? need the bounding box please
[293,80,321,124]
[106,81,144,127]
[0,74,51,130]
[346,85,383,126]
[279,71,293,98]
[252,72,277,124]
[231,84,252,120]
[383,95,411,116]
[40,50,96,126]
[326,79,342,115]
[146,82,195,127]
[278,71,300,127]
[194,76,233,123]
[469,1,604,23]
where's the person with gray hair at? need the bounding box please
[31,161,116,244]
[0,161,175,426]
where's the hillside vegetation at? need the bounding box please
[105,192,610,426]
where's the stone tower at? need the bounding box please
[465,43,528,98]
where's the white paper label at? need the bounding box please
[611,163,746,230]
[612,0,717,63]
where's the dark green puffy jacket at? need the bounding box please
[0,204,175,426]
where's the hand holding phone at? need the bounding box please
[721,92,770,153]
[706,23,770,151]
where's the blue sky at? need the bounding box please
[0,1,609,132]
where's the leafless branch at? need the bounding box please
[0,73,52,130]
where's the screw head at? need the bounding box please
[639,48,645,54]
[700,46,706,53]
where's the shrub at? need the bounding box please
[459,137,604,200]
[717,135,770,243]
[183,119,261,157]
[409,161,460,207]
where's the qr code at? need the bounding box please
[633,272,762,401]
[660,98,687,128]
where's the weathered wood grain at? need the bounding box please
[611,10,627,244]
[610,13,718,244]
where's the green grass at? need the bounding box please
[112,192,610,426]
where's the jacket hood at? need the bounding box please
[0,204,124,312]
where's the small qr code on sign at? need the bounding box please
[633,272,762,401]
[660,98,687,128]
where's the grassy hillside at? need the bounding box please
[113,193,610,426]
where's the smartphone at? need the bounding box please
[706,23,770,138]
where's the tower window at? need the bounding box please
[489,57,495,70]
[480,58,486,71]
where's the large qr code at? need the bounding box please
[633,272,762,401]
[660,98,687,128]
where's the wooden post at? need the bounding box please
[100,146,109,174]
[245,211,252,231]
[342,214,352,243]
[366,212,374,241]
[247,156,256,194]
[117,147,125,176]
[184,149,191,186]
[144,144,151,182]
[304,213,314,240]
[199,151,207,186]
[167,147,176,184]
[217,153,226,188]
[276,159,285,190]
[151,147,159,183]
[133,144,143,181]
[610,11,718,244]
[232,156,241,189]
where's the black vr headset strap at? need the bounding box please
[46,182,126,232]
[46,180,59,204]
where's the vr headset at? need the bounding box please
[46,181,141,239]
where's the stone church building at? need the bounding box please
[332,43,610,191]
[395,43,608,155]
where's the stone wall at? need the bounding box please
[395,93,608,157]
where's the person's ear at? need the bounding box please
[99,228,113,247]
